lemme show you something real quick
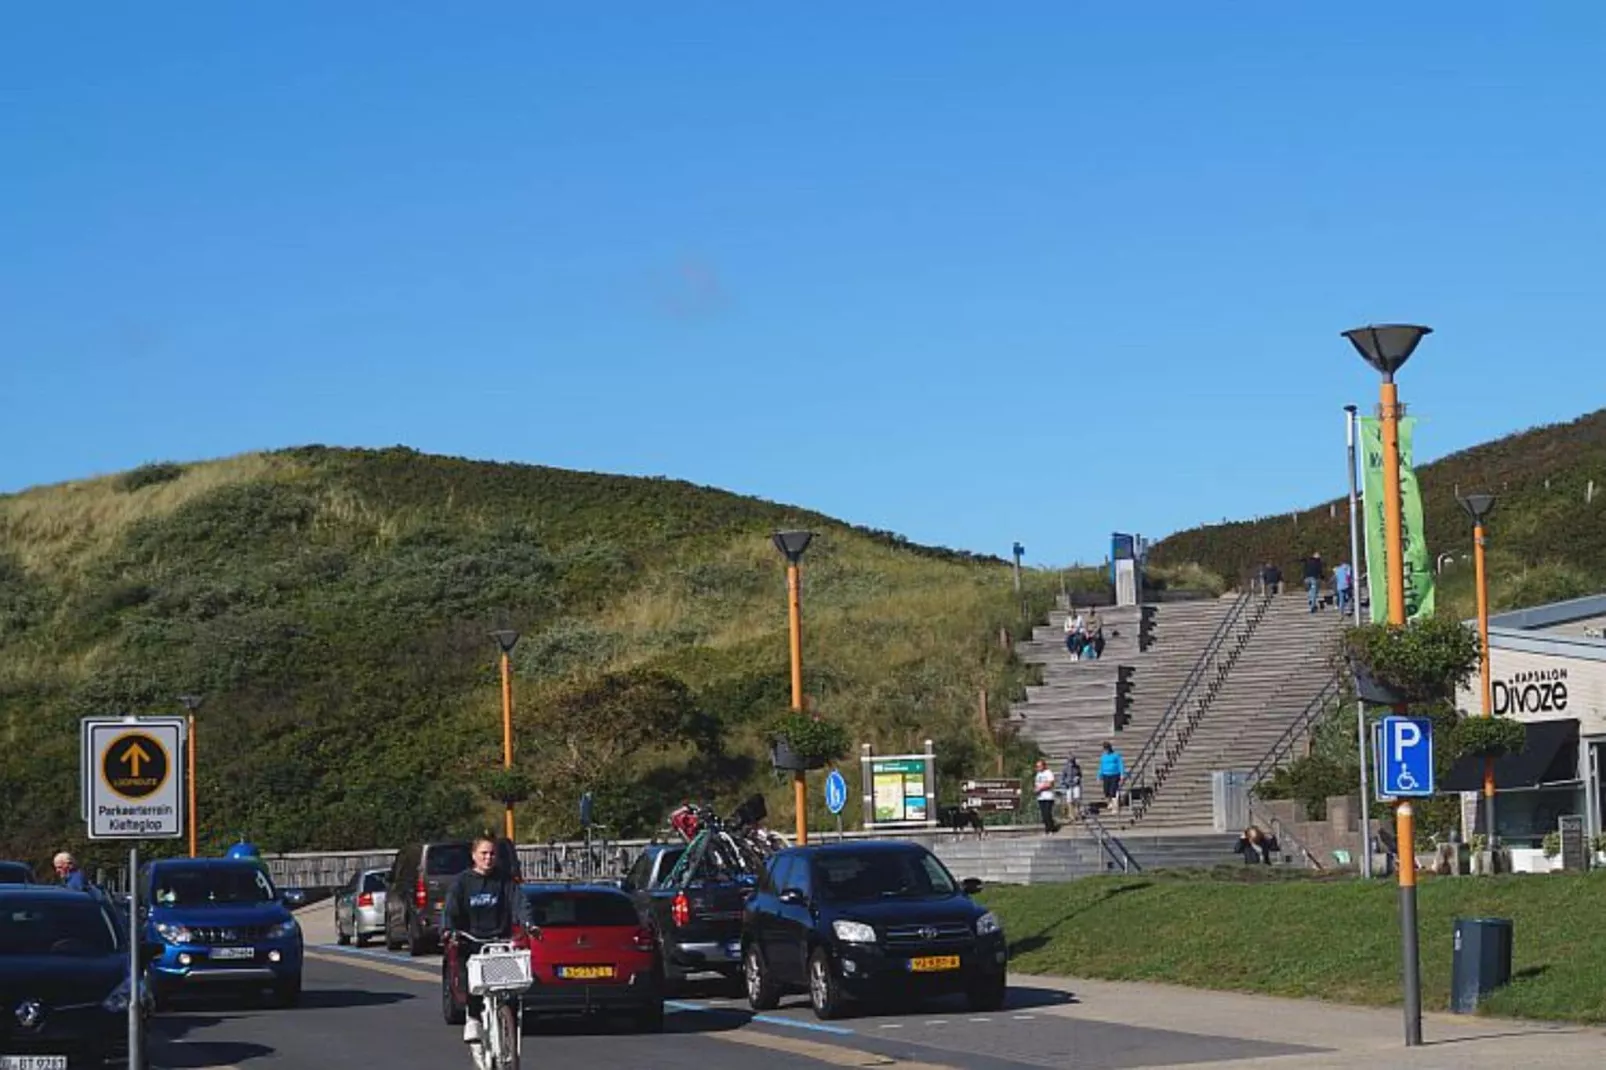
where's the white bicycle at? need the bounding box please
[454,933,534,1070]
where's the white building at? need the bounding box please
[1450,593,1606,846]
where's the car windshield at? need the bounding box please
[426,844,471,875]
[0,899,120,956]
[362,873,387,894]
[153,866,276,906]
[523,892,639,928]
[814,851,958,902]
[0,863,33,884]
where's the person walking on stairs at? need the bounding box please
[1303,551,1325,612]
[1099,742,1126,816]
[1033,760,1059,834]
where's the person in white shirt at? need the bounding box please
[1033,759,1059,833]
[1064,611,1086,660]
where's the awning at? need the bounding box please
[1443,718,1579,792]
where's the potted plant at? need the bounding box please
[769,711,850,772]
[1452,714,1528,761]
[1341,619,1480,706]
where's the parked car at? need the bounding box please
[622,844,747,989]
[0,885,152,1065]
[441,882,663,1032]
[0,860,37,883]
[334,868,388,948]
[140,858,306,1009]
[741,841,1007,1020]
[384,840,471,956]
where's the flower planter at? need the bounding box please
[771,739,824,772]
[1349,659,1413,706]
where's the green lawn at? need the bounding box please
[981,868,1606,1023]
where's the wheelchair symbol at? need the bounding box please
[1395,768,1420,792]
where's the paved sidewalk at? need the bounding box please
[1015,972,1606,1069]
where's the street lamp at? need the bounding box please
[1459,492,1498,853]
[772,531,814,845]
[178,695,203,858]
[1343,321,1432,1048]
[490,630,521,841]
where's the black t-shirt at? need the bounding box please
[443,870,530,940]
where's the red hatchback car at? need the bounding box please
[442,883,664,1032]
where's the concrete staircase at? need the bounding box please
[929,828,1246,885]
[1009,597,1242,777]
[1131,594,1347,831]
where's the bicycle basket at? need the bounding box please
[467,946,534,995]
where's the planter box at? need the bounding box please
[771,739,824,772]
[1349,659,1413,706]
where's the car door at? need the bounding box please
[773,854,815,984]
[336,872,354,936]
[750,855,790,977]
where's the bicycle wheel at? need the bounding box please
[494,999,520,1070]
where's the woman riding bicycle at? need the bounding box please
[443,835,536,1046]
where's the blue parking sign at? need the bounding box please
[824,769,848,815]
[1379,716,1435,797]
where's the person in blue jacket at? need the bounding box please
[1098,742,1126,815]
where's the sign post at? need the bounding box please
[824,768,848,841]
[1379,715,1434,1047]
[83,715,186,1070]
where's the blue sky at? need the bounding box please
[4,4,1603,565]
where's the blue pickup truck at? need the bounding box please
[140,857,306,1009]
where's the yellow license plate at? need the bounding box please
[908,955,960,973]
[557,965,616,980]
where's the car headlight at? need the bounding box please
[832,920,877,944]
[976,912,1003,937]
[155,922,193,944]
[267,919,300,940]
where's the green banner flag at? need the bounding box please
[1360,416,1436,622]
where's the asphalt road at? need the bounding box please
[145,941,1324,1070]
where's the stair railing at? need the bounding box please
[1239,671,1342,870]
[1077,807,1140,873]
[1125,590,1273,818]
[1122,591,1254,794]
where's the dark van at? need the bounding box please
[384,840,471,956]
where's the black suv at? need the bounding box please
[741,841,1007,1019]
[384,840,471,956]
[0,885,151,1064]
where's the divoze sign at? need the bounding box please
[1459,644,1606,737]
[1493,668,1569,716]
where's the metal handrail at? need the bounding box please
[1078,808,1140,873]
[1245,674,1342,787]
[1133,593,1275,818]
[1123,590,1255,791]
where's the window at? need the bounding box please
[0,900,120,956]
[152,866,276,906]
[362,872,388,894]
[651,848,685,888]
[766,855,794,896]
[523,892,640,928]
[425,844,472,875]
[815,850,957,902]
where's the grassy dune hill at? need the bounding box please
[0,446,1055,868]
[1147,407,1606,618]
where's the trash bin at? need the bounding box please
[1451,917,1513,1013]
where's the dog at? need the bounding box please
[939,804,986,839]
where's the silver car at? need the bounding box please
[335,868,388,947]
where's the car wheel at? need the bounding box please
[807,948,846,1021]
[634,998,665,1033]
[353,928,367,949]
[385,916,403,952]
[441,962,465,1025]
[743,944,780,1011]
[407,916,427,957]
[147,978,174,1014]
[274,976,302,1009]
[966,972,1007,1013]
[336,911,350,946]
